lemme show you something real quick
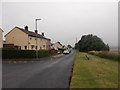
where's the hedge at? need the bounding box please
[38,50,50,58]
[2,49,50,59]
[88,51,120,61]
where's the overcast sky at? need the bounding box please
[1,0,119,47]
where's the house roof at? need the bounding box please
[16,27,43,38]
[57,41,63,46]
[5,26,51,41]
[0,28,4,32]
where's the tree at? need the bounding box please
[75,34,110,52]
[67,45,72,48]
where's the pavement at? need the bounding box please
[2,50,76,88]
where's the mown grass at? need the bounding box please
[70,52,118,88]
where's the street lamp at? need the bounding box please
[35,18,41,59]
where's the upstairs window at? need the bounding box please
[43,45,45,48]
[29,37,32,40]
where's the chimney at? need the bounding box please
[35,30,38,33]
[25,26,28,31]
[42,32,44,36]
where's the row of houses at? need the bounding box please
[0,26,67,50]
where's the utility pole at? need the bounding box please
[35,18,41,59]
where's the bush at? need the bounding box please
[88,51,120,61]
[2,49,50,59]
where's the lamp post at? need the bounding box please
[35,18,41,59]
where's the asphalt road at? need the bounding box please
[2,50,76,88]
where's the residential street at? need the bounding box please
[2,50,76,88]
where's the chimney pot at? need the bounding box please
[42,32,44,36]
[25,26,28,30]
[35,30,38,33]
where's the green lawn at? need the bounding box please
[70,52,118,88]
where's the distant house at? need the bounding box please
[5,26,51,50]
[63,45,68,49]
[0,28,3,48]
[51,41,64,50]
[51,43,58,50]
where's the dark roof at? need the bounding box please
[16,27,51,40]
[16,27,43,38]
[57,41,63,46]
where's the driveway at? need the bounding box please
[2,50,76,88]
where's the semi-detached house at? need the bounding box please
[5,26,51,50]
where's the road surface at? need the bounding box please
[2,50,76,88]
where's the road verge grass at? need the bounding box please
[70,52,118,88]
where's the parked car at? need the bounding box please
[63,50,70,54]
[68,49,72,53]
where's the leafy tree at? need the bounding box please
[67,45,72,48]
[75,34,109,52]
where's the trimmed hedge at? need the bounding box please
[88,51,120,61]
[38,50,50,58]
[2,49,50,59]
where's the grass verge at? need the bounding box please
[70,52,118,88]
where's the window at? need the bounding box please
[31,45,34,50]
[36,46,37,49]
[24,46,27,50]
[43,45,45,48]
[29,37,32,40]
[19,46,21,50]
